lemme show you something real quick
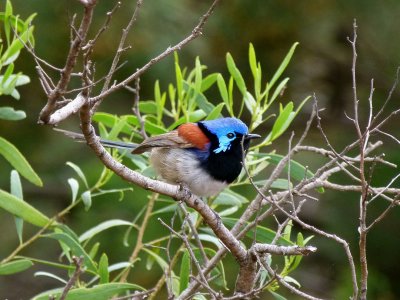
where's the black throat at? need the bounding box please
[197,122,250,183]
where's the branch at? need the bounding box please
[90,0,222,103]
[60,256,84,300]
[251,243,317,256]
[38,1,97,124]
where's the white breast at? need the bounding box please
[150,148,227,197]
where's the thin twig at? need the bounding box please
[59,256,84,300]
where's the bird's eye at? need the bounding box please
[227,132,235,139]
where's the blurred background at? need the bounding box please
[1,0,400,298]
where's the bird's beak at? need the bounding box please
[244,133,261,140]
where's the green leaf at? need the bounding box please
[143,248,169,270]
[205,103,224,120]
[269,102,294,141]
[243,91,257,114]
[81,190,92,211]
[79,219,133,242]
[32,283,145,300]
[194,91,215,114]
[201,73,218,92]
[213,189,248,207]
[269,77,289,104]
[154,80,166,123]
[222,218,293,246]
[2,63,15,85]
[98,253,109,284]
[179,249,190,293]
[269,42,299,88]
[167,110,206,130]
[34,271,68,284]
[270,290,287,300]
[219,206,238,217]
[4,0,13,46]
[253,178,293,190]
[0,189,51,227]
[151,203,178,216]
[194,56,203,92]
[198,233,224,249]
[68,178,79,204]
[89,242,100,260]
[139,101,158,114]
[264,154,314,182]
[56,224,80,242]
[66,162,88,189]
[0,106,26,120]
[226,52,246,95]
[11,170,23,243]
[1,26,34,66]
[284,275,301,288]
[0,74,30,87]
[175,53,183,100]
[182,81,215,114]
[0,259,33,275]
[45,232,97,273]
[144,119,168,135]
[248,43,258,79]
[93,113,135,136]
[283,220,292,241]
[217,74,231,115]
[0,136,42,186]
[107,117,128,140]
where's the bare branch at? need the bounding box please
[38,1,97,124]
[91,0,222,103]
[251,243,317,256]
[60,256,84,300]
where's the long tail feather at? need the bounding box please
[54,128,136,151]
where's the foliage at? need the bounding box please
[0,0,41,186]
[0,39,312,299]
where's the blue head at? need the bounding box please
[199,118,249,153]
[195,117,260,183]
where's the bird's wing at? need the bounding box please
[132,131,193,154]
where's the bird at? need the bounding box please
[56,117,260,197]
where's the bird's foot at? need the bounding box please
[176,182,192,202]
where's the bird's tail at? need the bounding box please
[54,128,137,151]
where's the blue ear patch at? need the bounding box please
[200,118,248,154]
[214,132,236,153]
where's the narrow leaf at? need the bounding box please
[270,42,299,88]
[32,283,145,300]
[68,178,79,204]
[79,219,133,242]
[34,271,68,284]
[248,43,258,79]
[81,190,92,211]
[0,137,42,186]
[66,162,88,189]
[11,170,23,243]
[0,189,51,227]
[217,74,230,114]
[45,232,97,273]
[265,154,314,182]
[99,253,109,284]
[0,259,33,275]
[201,73,218,92]
[222,217,293,245]
[179,250,190,293]
[205,103,224,120]
[0,106,26,120]
[226,53,246,95]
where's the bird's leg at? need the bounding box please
[176,182,192,203]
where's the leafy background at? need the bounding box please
[1,0,400,299]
